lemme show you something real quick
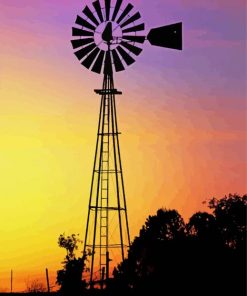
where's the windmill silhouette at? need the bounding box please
[71,0,182,288]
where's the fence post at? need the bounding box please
[46,268,50,293]
[11,269,13,293]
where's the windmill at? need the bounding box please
[71,0,182,288]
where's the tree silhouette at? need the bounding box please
[56,234,87,296]
[111,209,187,295]
[58,233,82,260]
[209,193,247,249]
[187,212,217,238]
[110,194,246,296]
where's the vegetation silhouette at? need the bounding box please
[108,194,246,296]
[56,234,87,296]
[53,194,246,296]
[25,279,46,293]
[0,194,245,296]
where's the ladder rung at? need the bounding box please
[94,170,121,173]
[98,132,121,136]
[90,206,125,211]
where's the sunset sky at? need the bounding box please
[0,0,246,292]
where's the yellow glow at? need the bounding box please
[0,33,245,293]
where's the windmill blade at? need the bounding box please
[71,38,94,49]
[91,50,105,74]
[120,12,141,28]
[83,5,99,26]
[93,0,104,22]
[105,0,111,21]
[81,47,100,69]
[75,15,96,31]
[111,0,123,21]
[120,41,142,56]
[72,27,94,37]
[122,35,146,44]
[122,23,145,33]
[147,22,182,50]
[112,49,125,72]
[104,50,113,75]
[117,46,135,66]
[74,43,97,61]
[117,3,134,24]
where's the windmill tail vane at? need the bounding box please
[70,0,183,288]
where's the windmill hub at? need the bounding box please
[94,21,122,51]
[102,22,113,42]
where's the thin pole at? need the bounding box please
[90,75,108,286]
[109,75,125,261]
[10,269,13,293]
[84,78,105,258]
[106,251,110,281]
[100,267,105,290]
[112,85,131,247]
[46,268,50,293]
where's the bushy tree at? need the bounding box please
[209,194,247,249]
[111,194,246,296]
[112,209,186,294]
[56,234,87,296]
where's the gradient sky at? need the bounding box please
[0,0,246,292]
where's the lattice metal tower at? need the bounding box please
[71,0,183,287]
[84,66,130,286]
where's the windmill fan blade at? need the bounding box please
[112,49,125,72]
[122,23,145,33]
[83,6,99,26]
[117,3,134,24]
[91,50,105,74]
[147,22,182,50]
[104,50,113,75]
[120,12,141,28]
[75,15,96,31]
[111,0,123,21]
[117,46,135,66]
[81,47,100,69]
[122,35,146,44]
[105,0,111,21]
[74,43,96,61]
[93,0,104,22]
[71,38,94,49]
[72,27,94,37]
[120,41,142,56]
